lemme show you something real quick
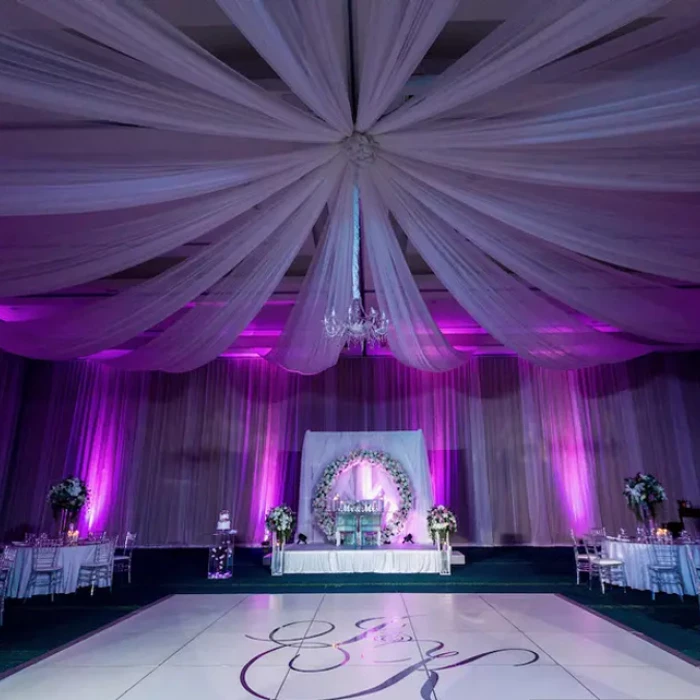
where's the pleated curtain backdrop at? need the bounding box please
[0,352,699,546]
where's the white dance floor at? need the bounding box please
[1,593,699,700]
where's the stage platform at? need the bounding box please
[262,544,466,575]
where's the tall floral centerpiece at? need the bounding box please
[48,476,89,534]
[427,505,457,544]
[265,505,295,545]
[624,473,666,531]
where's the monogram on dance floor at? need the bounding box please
[240,616,539,700]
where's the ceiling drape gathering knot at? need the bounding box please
[0,0,698,374]
[342,132,378,167]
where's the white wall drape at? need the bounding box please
[0,0,698,372]
[1,353,699,547]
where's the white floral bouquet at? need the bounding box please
[265,505,295,542]
[427,505,457,544]
[47,476,89,518]
[624,473,666,521]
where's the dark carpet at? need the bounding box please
[1,546,698,675]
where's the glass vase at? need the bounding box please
[271,531,286,577]
[436,531,452,576]
[208,532,234,580]
[54,509,75,540]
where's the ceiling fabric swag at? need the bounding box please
[0,148,336,298]
[214,0,353,134]
[15,0,339,142]
[0,0,698,371]
[0,163,336,361]
[372,159,648,369]
[266,166,356,375]
[376,157,700,349]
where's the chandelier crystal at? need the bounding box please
[323,182,389,349]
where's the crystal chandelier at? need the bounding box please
[323,183,389,349]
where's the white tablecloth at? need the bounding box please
[603,540,700,595]
[280,545,441,574]
[6,543,110,598]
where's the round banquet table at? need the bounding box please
[6,542,110,599]
[603,539,700,596]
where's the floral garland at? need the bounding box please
[624,473,666,521]
[312,449,413,544]
[427,505,457,544]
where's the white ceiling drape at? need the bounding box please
[0,0,698,372]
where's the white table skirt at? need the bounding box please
[603,540,700,595]
[7,543,110,598]
[281,545,441,574]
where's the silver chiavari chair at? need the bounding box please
[584,533,626,594]
[26,544,64,602]
[648,543,684,601]
[113,532,137,584]
[78,537,116,596]
[0,547,18,625]
[570,530,593,585]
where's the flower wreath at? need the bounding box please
[312,449,413,544]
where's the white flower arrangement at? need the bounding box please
[265,505,295,542]
[47,476,89,517]
[312,450,413,544]
[624,473,666,521]
[427,505,457,543]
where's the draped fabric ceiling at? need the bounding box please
[0,0,699,373]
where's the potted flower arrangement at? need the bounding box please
[624,473,666,529]
[47,476,89,533]
[427,505,457,544]
[265,505,295,545]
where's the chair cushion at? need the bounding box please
[595,558,623,566]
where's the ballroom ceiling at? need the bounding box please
[0,0,698,360]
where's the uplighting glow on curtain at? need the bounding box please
[1,353,699,545]
[0,0,698,371]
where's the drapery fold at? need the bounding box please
[215,0,353,135]
[3,353,699,545]
[15,0,340,142]
[373,159,648,369]
[0,0,698,372]
[379,156,700,345]
[359,169,464,372]
[107,157,346,372]
[0,142,334,215]
[372,0,670,134]
[266,166,356,374]
[0,162,336,360]
[0,148,337,298]
[385,155,700,284]
[353,0,459,132]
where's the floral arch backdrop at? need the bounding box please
[0,1,699,373]
[312,450,413,544]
